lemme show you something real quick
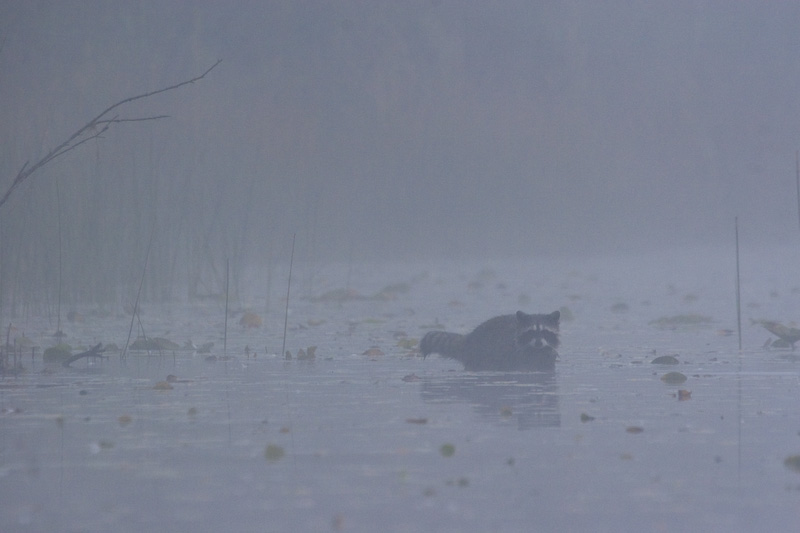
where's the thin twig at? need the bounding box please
[735,217,742,351]
[224,258,229,358]
[0,60,221,211]
[281,234,296,359]
[121,224,158,363]
[795,151,800,231]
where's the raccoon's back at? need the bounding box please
[420,331,465,358]
[463,314,519,355]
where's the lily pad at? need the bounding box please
[784,455,800,473]
[651,355,679,365]
[661,371,688,384]
[265,444,285,462]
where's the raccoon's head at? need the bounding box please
[515,310,560,350]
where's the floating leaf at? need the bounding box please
[406,418,428,424]
[264,444,285,462]
[440,443,456,457]
[362,346,384,356]
[580,413,595,423]
[396,338,418,350]
[626,426,644,434]
[678,389,692,401]
[117,414,132,427]
[784,455,800,473]
[153,381,173,390]
[239,311,262,328]
[661,372,687,384]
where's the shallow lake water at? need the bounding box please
[2,245,800,532]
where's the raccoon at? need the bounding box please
[420,310,560,371]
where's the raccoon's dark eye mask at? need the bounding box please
[518,329,560,348]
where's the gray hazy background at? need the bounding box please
[2,1,800,307]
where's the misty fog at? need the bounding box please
[2,1,800,308]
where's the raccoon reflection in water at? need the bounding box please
[420,310,560,371]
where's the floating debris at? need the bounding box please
[651,355,679,365]
[362,346,384,356]
[580,413,595,423]
[67,310,84,323]
[678,390,692,401]
[90,440,115,454]
[784,455,800,473]
[372,282,410,301]
[401,373,421,382]
[153,381,173,390]
[440,443,456,457]
[297,346,316,360]
[626,426,644,434]
[558,306,575,322]
[43,344,72,363]
[197,342,214,354]
[406,418,428,424]
[118,414,132,427]
[165,374,192,383]
[650,315,713,329]
[239,311,262,328]
[310,288,364,303]
[752,319,800,350]
[396,338,418,350]
[661,372,688,384]
[610,302,629,313]
[264,444,285,462]
[130,337,180,351]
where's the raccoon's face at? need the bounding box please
[515,310,560,350]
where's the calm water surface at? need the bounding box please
[2,246,800,532]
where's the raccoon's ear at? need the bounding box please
[549,310,560,322]
[516,310,531,323]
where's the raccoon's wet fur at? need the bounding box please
[420,310,560,371]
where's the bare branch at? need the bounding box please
[0,59,221,211]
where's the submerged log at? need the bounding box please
[63,343,107,367]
